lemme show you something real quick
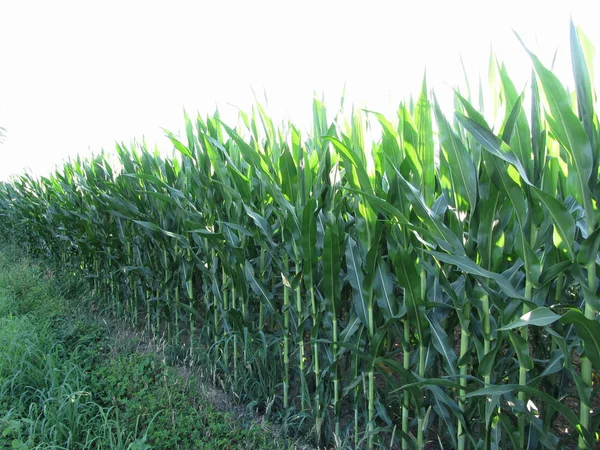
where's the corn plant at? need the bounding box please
[1,22,599,449]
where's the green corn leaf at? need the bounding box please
[243,205,273,242]
[342,374,363,397]
[460,115,576,261]
[478,339,502,378]
[518,35,595,225]
[339,314,362,347]
[530,189,575,262]
[346,236,369,328]
[499,307,561,330]
[400,377,475,393]
[365,110,403,182]
[570,21,597,166]
[225,166,252,203]
[336,339,374,365]
[465,383,594,445]
[399,106,423,181]
[425,384,465,440]
[393,247,424,341]
[202,135,230,183]
[183,110,196,157]
[462,384,525,399]
[498,64,534,179]
[216,221,253,238]
[496,415,522,449]
[571,263,600,312]
[345,188,411,227]
[363,221,383,312]
[174,301,201,318]
[132,220,187,244]
[434,97,478,212]
[476,188,502,272]
[455,91,488,128]
[426,315,458,377]
[500,92,522,145]
[560,309,600,370]
[457,114,528,183]
[538,350,565,378]
[124,172,167,187]
[279,147,298,203]
[373,357,423,407]
[220,122,275,184]
[539,260,571,288]
[142,191,176,205]
[508,330,534,370]
[373,256,398,320]
[244,259,275,314]
[577,226,600,266]
[530,73,545,183]
[324,136,373,194]
[301,198,318,286]
[164,130,194,159]
[415,75,435,206]
[394,171,465,254]
[427,250,522,299]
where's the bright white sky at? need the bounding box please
[0,0,598,181]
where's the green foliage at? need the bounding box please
[0,248,295,450]
[89,352,285,449]
[1,23,599,449]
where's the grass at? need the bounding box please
[0,245,305,449]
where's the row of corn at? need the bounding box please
[1,24,598,449]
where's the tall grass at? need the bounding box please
[0,247,299,449]
[0,250,140,449]
[1,23,598,449]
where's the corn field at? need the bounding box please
[1,24,599,449]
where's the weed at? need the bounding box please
[0,246,304,449]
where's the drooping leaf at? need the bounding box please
[499,307,561,331]
[426,315,458,377]
[244,259,275,313]
[561,309,600,370]
[427,250,523,299]
[459,115,576,261]
[508,330,534,370]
